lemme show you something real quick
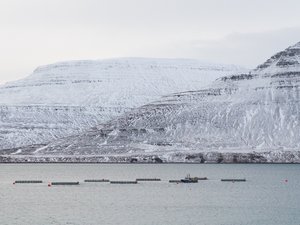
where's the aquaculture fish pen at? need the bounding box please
[221,179,246,182]
[51,182,80,185]
[136,178,161,181]
[14,180,43,184]
[110,181,138,184]
[84,179,110,182]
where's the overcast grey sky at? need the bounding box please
[1,0,300,84]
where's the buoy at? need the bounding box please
[48,183,51,187]
[285,179,288,183]
[13,182,15,185]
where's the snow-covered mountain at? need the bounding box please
[8,42,300,163]
[0,58,243,150]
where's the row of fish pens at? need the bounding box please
[13,178,162,185]
[84,178,162,184]
[13,180,80,185]
[13,177,246,185]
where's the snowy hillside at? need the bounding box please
[0,58,243,150]
[10,42,300,163]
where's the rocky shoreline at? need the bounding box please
[1,151,300,163]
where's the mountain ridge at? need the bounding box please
[6,41,300,163]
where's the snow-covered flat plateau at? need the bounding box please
[0,58,243,151]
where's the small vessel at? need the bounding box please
[180,174,198,183]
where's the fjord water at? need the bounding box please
[0,164,299,225]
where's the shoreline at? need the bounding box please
[0,162,299,164]
[1,151,300,164]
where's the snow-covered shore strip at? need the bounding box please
[1,151,300,163]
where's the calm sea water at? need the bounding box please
[0,164,299,225]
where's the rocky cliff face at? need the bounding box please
[11,42,300,163]
[0,58,242,150]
